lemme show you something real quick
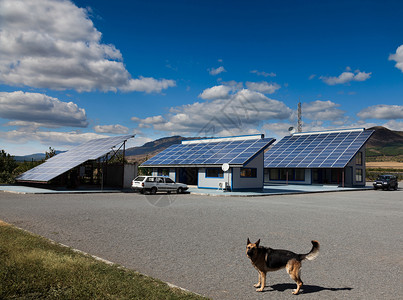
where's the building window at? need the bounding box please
[158,168,170,176]
[356,152,363,165]
[356,169,363,182]
[295,169,305,181]
[269,169,279,180]
[206,168,224,178]
[240,168,257,178]
[268,168,305,181]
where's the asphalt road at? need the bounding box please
[0,189,402,299]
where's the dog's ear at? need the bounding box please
[255,239,260,247]
[247,238,251,245]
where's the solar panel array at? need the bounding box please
[16,135,135,182]
[264,129,374,168]
[142,138,275,167]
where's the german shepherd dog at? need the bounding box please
[246,239,320,294]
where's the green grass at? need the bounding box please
[0,221,208,300]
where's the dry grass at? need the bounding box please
[366,162,403,169]
[0,221,208,300]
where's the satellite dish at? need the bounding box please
[288,126,296,134]
[222,163,230,172]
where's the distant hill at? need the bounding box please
[14,151,65,162]
[14,126,403,164]
[366,126,403,161]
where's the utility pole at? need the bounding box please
[297,102,302,133]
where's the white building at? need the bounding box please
[264,128,374,187]
[141,134,275,191]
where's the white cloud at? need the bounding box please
[0,91,88,127]
[0,0,175,93]
[133,89,293,136]
[383,120,403,131]
[208,66,226,75]
[94,124,129,134]
[198,85,232,100]
[357,104,403,120]
[245,81,280,94]
[320,69,371,85]
[0,129,107,148]
[250,70,276,77]
[302,100,346,121]
[389,44,403,72]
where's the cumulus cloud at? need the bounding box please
[320,68,371,85]
[302,100,346,121]
[0,91,88,127]
[0,0,175,93]
[389,44,403,72]
[0,129,107,147]
[198,85,232,100]
[132,89,293,136]
[357,104,403,120]
[245,81,280,94]
[208,66,226,75]
[94,124,129,134]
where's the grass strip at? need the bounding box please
[0,221,208,300]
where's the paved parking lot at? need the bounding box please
[0,189,402,299]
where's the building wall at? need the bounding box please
[346,146,366,186]
[264,146,367,187]
[232,152,264,190]
[197,152,265,190]
[198,167,231,189]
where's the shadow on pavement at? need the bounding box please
[269,283,353,294]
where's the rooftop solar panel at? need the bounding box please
[16,134,135,182]
[142,136,275,167]
[264,129,374,168]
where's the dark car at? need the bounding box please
[373,175,398,190]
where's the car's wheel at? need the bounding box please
[394,185,398,190]
[150,187,157,195]
[140,189,144,194]
[177,187,184,194]
[373,186,378,190]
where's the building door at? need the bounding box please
[177,168,198,185]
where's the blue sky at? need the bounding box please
[1,0,403,155]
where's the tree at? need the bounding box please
[45,147,57,159]
[0,150,18,184]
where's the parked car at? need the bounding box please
[131,176,188,194]
[373,175,398,190]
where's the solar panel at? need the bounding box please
[264,129,374,168]
[142,137,275,167]
[16,134,135,182]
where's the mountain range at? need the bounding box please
[13,126,402,163]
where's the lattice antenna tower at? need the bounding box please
[297,101,302,133]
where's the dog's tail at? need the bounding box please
[300,240,320,261]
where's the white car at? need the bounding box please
[131,176,188,194]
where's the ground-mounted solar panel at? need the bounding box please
[142,135,275,167]
[264,129,374,168]
[16,134,135,182]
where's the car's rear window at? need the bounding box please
[134,176,145,181]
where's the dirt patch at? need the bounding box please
[0,220,10,226]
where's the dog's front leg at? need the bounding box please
[254,272,261,288]
[256,272,266,292]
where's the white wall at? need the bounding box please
[231,152,264,190]
[198,167,231,189]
